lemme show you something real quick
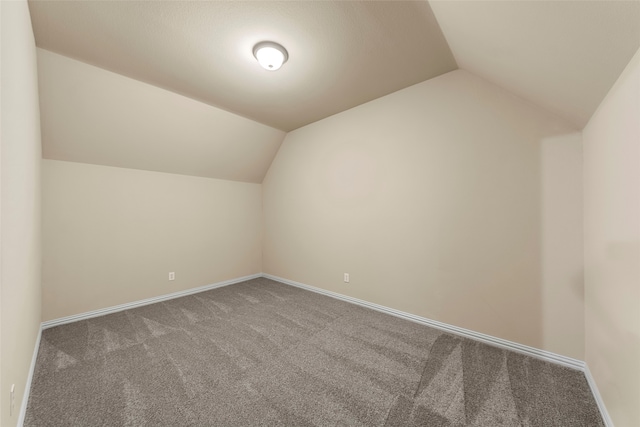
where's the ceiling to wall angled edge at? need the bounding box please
[28,1,640,182]
[28,0,457,132]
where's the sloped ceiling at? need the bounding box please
[430,0,640,128]
[29,1,640,182]
[37,49,285,183]
[29,0,456,132]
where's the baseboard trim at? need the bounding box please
[264,273,617,423]
[262,273,585,371]
[584,364,614,427]
[29,272,611,426]
[42,273,262,329]
[18,324,42,427]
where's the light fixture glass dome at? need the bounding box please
[253,42,288,71]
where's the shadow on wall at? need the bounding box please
[540,132,584,360]
[262,70,585,360]
[426,131,584,360]
[587,240,640,425]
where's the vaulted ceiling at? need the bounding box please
[28,0,640,182]
[430,0,640,128]
[29,0,457,132]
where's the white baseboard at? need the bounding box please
[263,273,615,425]
[18,324,42,427]
[28,272,611,426]
[262,273,585,370]
[24,274,260,425]
[584,364,614,427]
[42,273,262,329]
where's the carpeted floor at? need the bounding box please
[25,278,604,426]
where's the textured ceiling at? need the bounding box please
[430,0,640,128]
[29,0,457,132]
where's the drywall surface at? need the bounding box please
[584,47,640,427]
[42,160,261,321]
[37,49,285,183]
[263,69,584,358]
[541,134,584,359]
[1,1,43,425]
[30,1,457,132]
[430,0,640,128]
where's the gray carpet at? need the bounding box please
[25,278,604,426]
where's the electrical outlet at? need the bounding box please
[10,384,15,416]
[169,272,175,281]
[344,273,350,283]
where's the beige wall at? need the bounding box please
[37,49,285,183]
[42,160,261,321]
[263,69,585,359]
[0,1,43,426]
[584,47,640,427]
[541,133,584,359]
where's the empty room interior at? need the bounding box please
[2,0,640,426]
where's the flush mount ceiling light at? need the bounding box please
[253,41,288,71]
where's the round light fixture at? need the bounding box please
[253,41,288,71]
